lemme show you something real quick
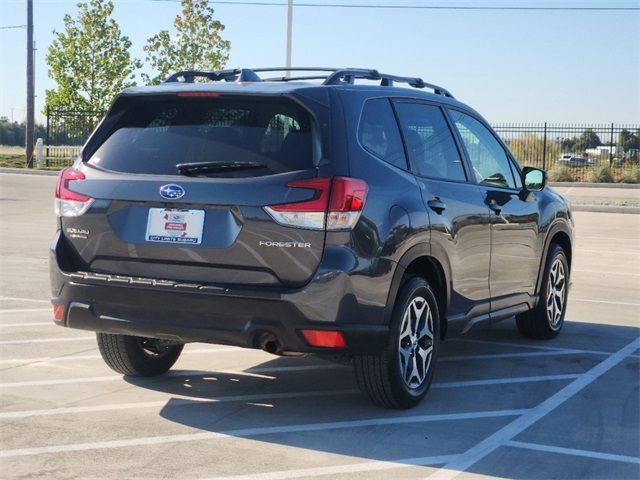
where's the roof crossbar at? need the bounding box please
[163,67,454,98]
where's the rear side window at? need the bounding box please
[88,97,314,176]
[358,98,407,169]
[394,102,466,182]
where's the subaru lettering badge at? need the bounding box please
[159,184,185,200]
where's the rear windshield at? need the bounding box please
[88,96,314,176]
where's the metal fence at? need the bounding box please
[493,123,640,182]
[44,107,640,180]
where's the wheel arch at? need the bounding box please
[387,245,450,339]
[536,220,573,294]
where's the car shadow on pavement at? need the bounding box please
[124,319,640,479]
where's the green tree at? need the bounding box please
[574,129,602,152]
[619,129,640,151]
[45,0,140,115]
[142,0,230,85]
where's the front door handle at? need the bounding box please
[488,199,502,215]
[427,197,446,214]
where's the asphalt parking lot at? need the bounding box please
[1,172,638,479]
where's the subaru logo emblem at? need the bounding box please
[159,184,185,200]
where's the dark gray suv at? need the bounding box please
[50,67,573,408]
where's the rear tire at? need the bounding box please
[516,244,569,340]
[96,333,183,376]
[354,277,440,409]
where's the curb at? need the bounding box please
[0,167,59,176]
[550,182,639,189]
[571,205,640,214]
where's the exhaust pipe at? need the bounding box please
[258,332,284,356]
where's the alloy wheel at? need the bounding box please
[546,258,566,328]
[398,296,434,389]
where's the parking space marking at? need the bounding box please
[0,408,528,458]
[506,440,640,465]
[0,336,95,345]
[576,249,640,255]
[454,337,611,355]
[571,298,640,307]
[432,374,579,389]
[0,344,599,367]
[0,308,51,313]
[0,347,243,365]
[427,337,640,480]
[201,454,460,480]
[0,389,360,419]
[0,297,50,304]
[0,322,53,328]
[0,365,347,388]
[573,269,640,276]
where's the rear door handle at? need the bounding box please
[427,197,446,214]
[487,199,502,215]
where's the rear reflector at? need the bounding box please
[52,303,65,322]
[264,177,368,230]
[54,167,93,217]
[301,329,347,348]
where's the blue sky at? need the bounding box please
[1,0,638,124]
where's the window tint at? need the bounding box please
[358,98,407,169]
[88,97,313,176]
[393,102,466,181]
[449,110,516,189]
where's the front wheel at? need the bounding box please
[516,244,569,339]
[354,277,440,409]
[97,333,184,376]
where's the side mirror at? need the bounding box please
[522,167,547,192]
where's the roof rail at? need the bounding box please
[163,67,454,98]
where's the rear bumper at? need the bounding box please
[49,231,389,355]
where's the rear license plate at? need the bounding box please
[145,208,205,245]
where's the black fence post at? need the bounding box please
[45,105,50,167]
[542,122,548,170]
[609,123,614,166]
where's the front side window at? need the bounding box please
[394,102,466,181]
[358,98,407,169]
[449,110,516,189]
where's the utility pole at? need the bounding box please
[26,0,35,168]
[285,0,293,77]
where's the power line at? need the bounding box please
[150,1,640,11]
[0,25,27,30]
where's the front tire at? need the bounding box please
[354,277,440,409]
[97,333,184,376]
[516,244,569,339]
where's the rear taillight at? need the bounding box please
[54,167,93,217]
[264,177,368,231]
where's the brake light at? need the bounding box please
[301,329,347,348]
[54,167,93,217]
[264,177,368,230]
[177,92,220,97]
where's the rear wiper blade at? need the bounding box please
[176,161,267,175]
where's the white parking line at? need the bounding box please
[0,408,528,458]
[0,322,52,328]
[506,440,640,465]
[571,298,640,307]
[454,337,611,356]
[0,336,95,345]
[573,269,640,277]
[202,454,461,480]
[427,337,640,480]
[0,364,346,388]
[0,308,51,313]
[576,249,640,255]
[0,347,243,365]
[0,296,50,304]
[0,389,360,419]
[0,373,578,413]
